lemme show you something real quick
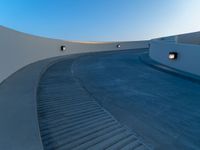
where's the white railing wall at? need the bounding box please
[150,40,200,76]
[0,26,149,83]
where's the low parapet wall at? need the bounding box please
[149,40,200,76]
[177,31,200,45]
[0,26,149,84]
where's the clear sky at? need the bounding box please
[1,0,200,41]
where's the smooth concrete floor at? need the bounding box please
[71,49,200,150]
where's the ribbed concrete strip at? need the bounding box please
[37,57,149,150]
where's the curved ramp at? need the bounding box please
[37,49,200,150]
[37,55,149,150]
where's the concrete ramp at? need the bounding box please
[37,56,149,150]
[37,49,200,150]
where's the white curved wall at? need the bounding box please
[149,40,200,76]
[0,26,149,84]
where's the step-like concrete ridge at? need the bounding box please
[37,56,150,150]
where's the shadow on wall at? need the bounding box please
[177,31,200,45]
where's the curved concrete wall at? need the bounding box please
[149,40,200,76]
[177,31,200,45]
[0,26,149,84]
[154,31,200,45]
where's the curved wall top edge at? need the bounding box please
[0,26,149,83]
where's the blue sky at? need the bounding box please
[1,0,200,41]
